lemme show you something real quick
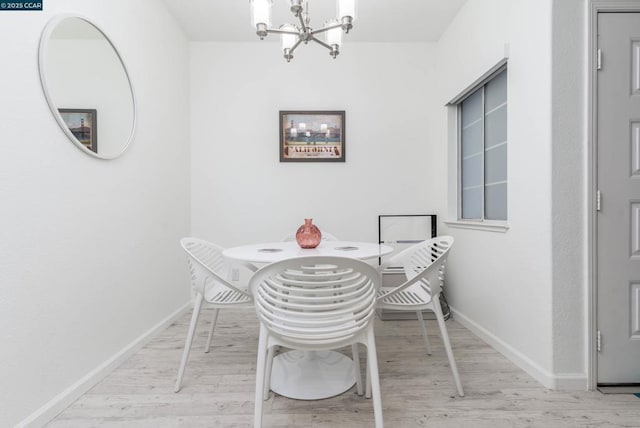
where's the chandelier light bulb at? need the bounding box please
[280,24,298,50]
[251,0,272,27]
[325,19,342,58]
[337,0,356,32]
[251,0,272,39]
[338,0,356,20]
[289,0,304,17]
[280,23,298,61]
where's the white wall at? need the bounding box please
[436,0,571,387]
[550,0,588,386]
[190,42,441,246]
[0,1,191,426]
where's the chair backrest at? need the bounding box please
[180,237,251,298]
[281,230,339,242]
[379,236,454,300]
[249,256,380,349]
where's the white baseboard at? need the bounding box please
[553,373,589,390]
[451,306,587,391]
[17,302,191,428]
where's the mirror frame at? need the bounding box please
[38,14,137,159]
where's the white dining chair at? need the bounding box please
[174,237,255,393]
[250,256,384,428]
[270,231,366,399]
[374,236,464,397]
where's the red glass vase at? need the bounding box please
[295,218,322,249]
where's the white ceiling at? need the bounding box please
[162,0,468,42]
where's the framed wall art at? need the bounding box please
[58,108,97,153]
[280,110,345,162]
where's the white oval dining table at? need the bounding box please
[222,240,393,400]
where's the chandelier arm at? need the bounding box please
[310,22,343,36]
[289,39,303,54]
[266,28,300,36]
[297,12,308,33]
[310,36,333,51]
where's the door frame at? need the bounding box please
[588,0,640,391]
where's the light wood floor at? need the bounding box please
[49,308,640,427]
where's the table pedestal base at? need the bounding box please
[270,350,356,400]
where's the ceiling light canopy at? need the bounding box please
[250,0,357,62]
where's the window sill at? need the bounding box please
[444,220,509,233]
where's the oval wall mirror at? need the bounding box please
[38,15,136,159]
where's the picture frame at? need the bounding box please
[280,110,345,162]
[58,108,98,153]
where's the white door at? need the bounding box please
[597,12,640,384]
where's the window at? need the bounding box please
[458,67,508,221]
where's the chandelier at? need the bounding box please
[250,0,357,62]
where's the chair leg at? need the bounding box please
[174,294,204,393]
[352,343,363,395]
[263,345,275,400]
[204,308,219,353]
[432,295,464,397]
[366,329,384,428]
[365,350,371,399]
[416,310,432,355]
[254,326,269,428]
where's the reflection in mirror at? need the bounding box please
[39,15,135,159]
